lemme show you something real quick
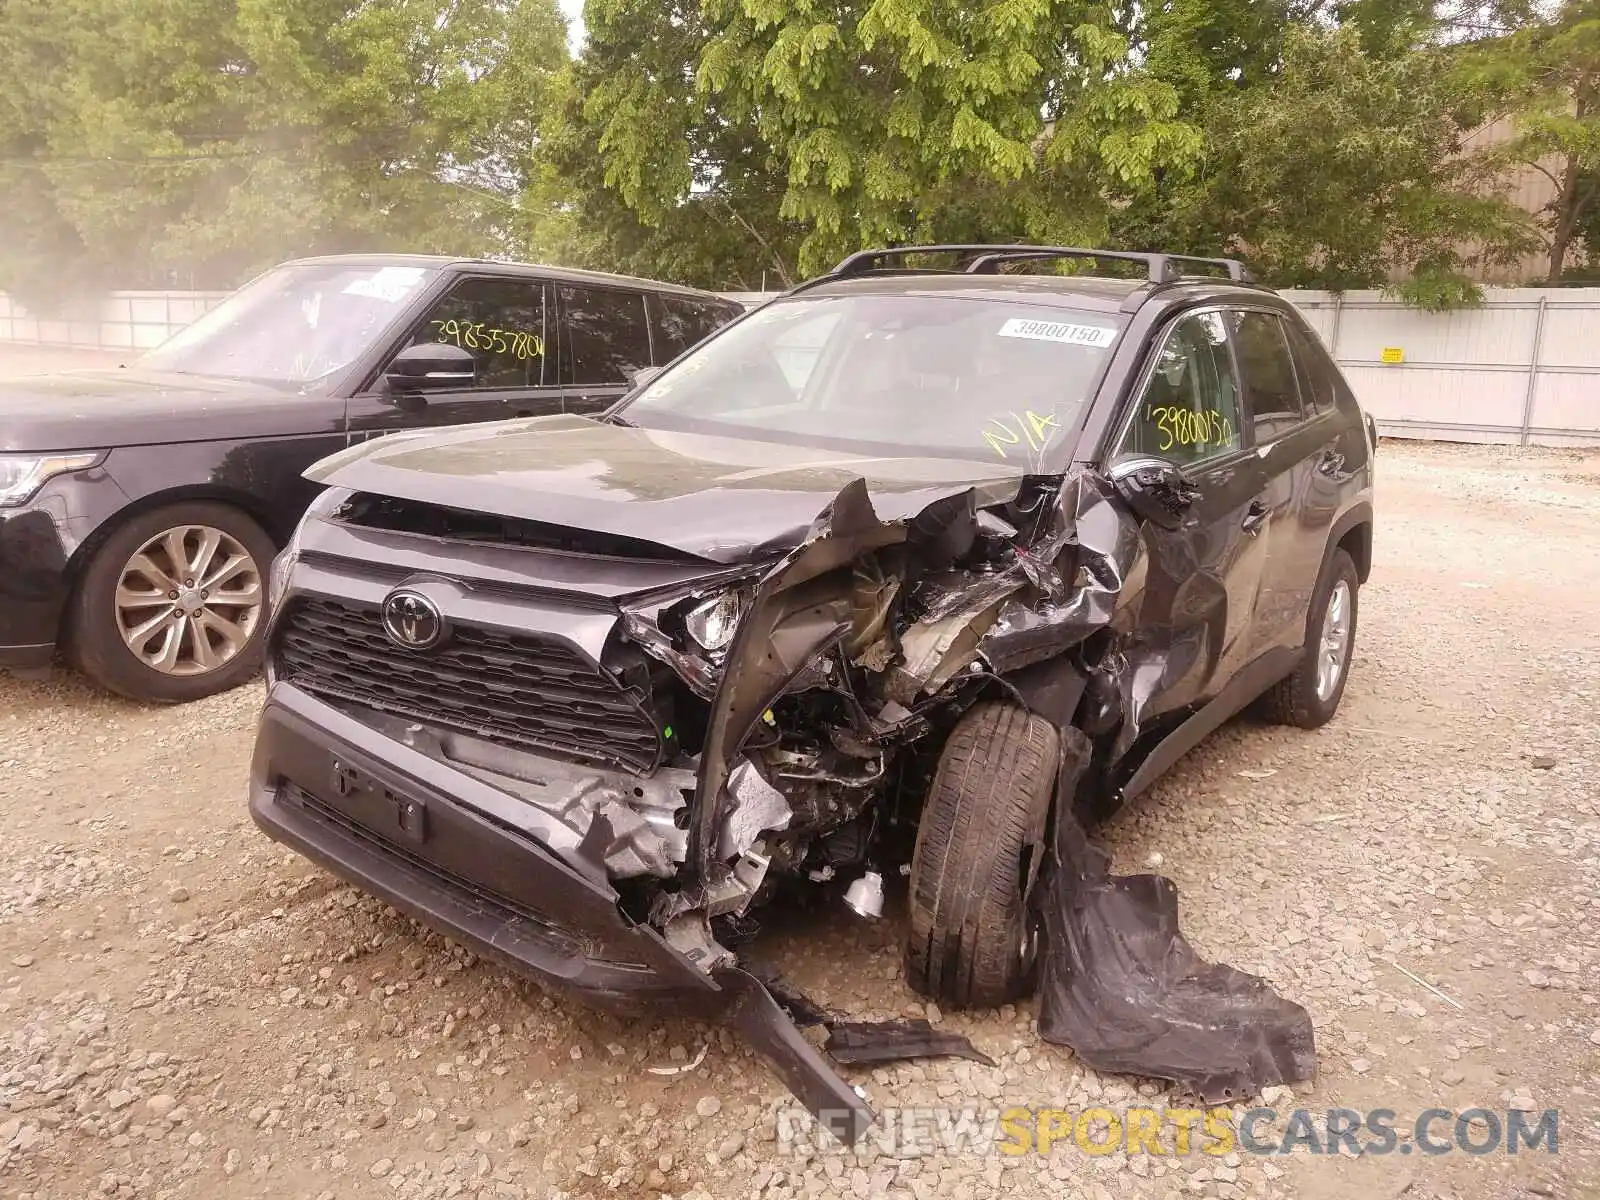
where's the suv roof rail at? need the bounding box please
[828,243,1253,284]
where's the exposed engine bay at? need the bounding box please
[473,471,1137,972]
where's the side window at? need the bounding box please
[1232,311,1305,441]
[1114,311,1242,466]
[653,295,737,361]
[1285,321,1337,413]
[401,277,550,389]
[559,286,652,385]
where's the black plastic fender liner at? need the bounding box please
[1035,729,1318,1102]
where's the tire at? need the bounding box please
[1256,547,1359,729]
[906,701,1059,1009]
[69,501,276,703]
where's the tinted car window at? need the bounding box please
[402,276,550,389]
[653,295,737,361]
[1285,321,1337,413]
[1115,311,1242,467]
[560,286,652,385]
[1232,311,1305,440]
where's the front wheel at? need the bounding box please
[905,702,1059,1009]
[1256,547,1359,729]
[69,501,275,703]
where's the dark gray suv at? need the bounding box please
[248,245,1374,1139]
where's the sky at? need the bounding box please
[559,0,584,50]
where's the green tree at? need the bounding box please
[1459,0,1600,282]
[554,0,1206,280]
[1121,23,1538,304]
[0,0,568,305]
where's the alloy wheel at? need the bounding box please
[113,525,263,676]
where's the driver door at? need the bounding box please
[1107,308,1270,725]
[346,274,563,439]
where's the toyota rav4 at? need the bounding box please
[249,245,1374,1137]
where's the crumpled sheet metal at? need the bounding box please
[979,472,1146,675]
[1037,730,1318,1102]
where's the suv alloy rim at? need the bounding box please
[113,525,263,675]
[1315,578,1352,702]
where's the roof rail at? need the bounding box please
[828,243,1252,284]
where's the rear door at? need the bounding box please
[346,273,562,440]
[557,284,655,414]
[1230,308,1339,657]
[1106,308,1270,720]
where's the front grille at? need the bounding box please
[275,597,661,769]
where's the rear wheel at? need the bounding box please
[906,702,1059,1009]
[1257,547,1359,729]
[69,501,274,703]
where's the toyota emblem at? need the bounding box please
[381,589,445,650]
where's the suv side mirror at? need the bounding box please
[385,342,477,391]
[1109,458,1202,530]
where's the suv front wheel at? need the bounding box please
[906,702,1058,1009]
[1258,547,1360,729]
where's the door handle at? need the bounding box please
[1241,500,1269,535]
[1317,449,1346,477]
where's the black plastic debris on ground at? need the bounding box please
[759,971,995,1069]
[1036,733,1318,1102]
[823,1019,997,1068]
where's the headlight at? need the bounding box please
[684,588,752,653]
[0,452,104,507]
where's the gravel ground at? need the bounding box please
[1,440,1598,1200]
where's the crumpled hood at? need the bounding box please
[1,366,331,452]
[306,414,1028,563]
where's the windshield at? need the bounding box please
[617,294,1124,467]
[139,262,438,385]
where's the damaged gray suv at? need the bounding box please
[250,245,1374,1138]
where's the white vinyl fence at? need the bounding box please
[1282,288,1600,448]
[2,285,1596,446]
[0,290,230,352]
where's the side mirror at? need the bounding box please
[627,365,663,389]
[385,342,477,392]
[1108,458,1201,530]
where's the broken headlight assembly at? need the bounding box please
[683,588,753,654]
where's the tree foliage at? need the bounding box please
[0,0,568,306]
[1,0,1594,306]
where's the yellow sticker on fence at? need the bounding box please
[1380,347,1404,364]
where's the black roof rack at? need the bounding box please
[828,243,1253,284]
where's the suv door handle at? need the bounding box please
[1317,449,1346,477]
[1241,500,1269,535]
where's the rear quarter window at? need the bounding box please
[652,294,741,362]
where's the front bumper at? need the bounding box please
[249,682,871,1141]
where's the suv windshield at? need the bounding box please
[618,293,1124,466]
[140,261,438,386]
